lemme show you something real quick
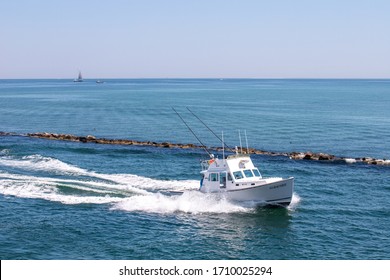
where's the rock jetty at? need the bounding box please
[0,131,17,136]
[288,151,390,165]
[26,132,199,149]
[21,132,390,166]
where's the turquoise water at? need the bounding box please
[1,79,390,259]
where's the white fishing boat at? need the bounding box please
[173,107,294,207]
[73,71,83,82]
[199,151,294,206]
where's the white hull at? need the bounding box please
[227,177,293,206]
[203,177,294,206]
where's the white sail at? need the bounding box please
[74,71,83,82]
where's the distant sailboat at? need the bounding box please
[73,72,83,82]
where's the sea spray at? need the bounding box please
[111,191,251,214]
[287,193,301,211]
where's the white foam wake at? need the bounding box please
[92,173,199,192]
[112,191,251,214]
[112,192,302,214]
[0,154,89,176]
[0,176,124,204]
[0,154,199,192]
[0,153,301,214]
[0,171,197,207]
[0,154,199,207]
[0,169,250,213]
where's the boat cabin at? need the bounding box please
[200,154,263,193]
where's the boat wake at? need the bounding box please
[0,153,300,213]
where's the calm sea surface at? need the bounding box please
[1,79,389,259]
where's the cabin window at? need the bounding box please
[233,171,244,180]
[243,169,254,178]
[220,172,226,183]
[228,173,233,181]
[220,172,227,188]
[209,173,219,182]
[252,169,261,177]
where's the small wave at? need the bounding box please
[345,158,357,164]
[0,178,123,204]
[0,149,11,156]
[0,154,89,176]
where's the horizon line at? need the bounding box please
[1,77,390,80]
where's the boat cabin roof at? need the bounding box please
[201,154,262,181]
[204,154,256,173]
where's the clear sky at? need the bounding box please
[1,0,389,78]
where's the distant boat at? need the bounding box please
[96,80,105,84]
[73,72,83,82]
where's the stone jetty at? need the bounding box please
[20,132,390,166]
[26,132,199,149]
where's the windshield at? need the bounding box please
[252,169,261,177]
[243,169,254,178]
[233,171,244,180]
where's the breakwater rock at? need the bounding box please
[26,132,199,149]
[22,132,390,166]
[0,131,18,136]
[289,152,390,165]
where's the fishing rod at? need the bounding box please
[172,107,213,157]
[186,107,235,153]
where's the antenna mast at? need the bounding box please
[238,130,243,154]
[222,131,225,159]
[244,130,249,154]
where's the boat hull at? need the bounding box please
[218,177,294,206]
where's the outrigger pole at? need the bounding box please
[186,107,235,153]
[172,107,213,157]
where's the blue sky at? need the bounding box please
[1,0,389,78]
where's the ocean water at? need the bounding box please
[0,79,389,259]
